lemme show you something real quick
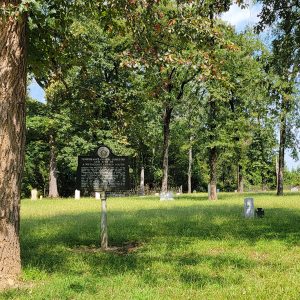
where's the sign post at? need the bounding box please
[100,191,108,249]
[77,145,130,250]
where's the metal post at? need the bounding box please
[100,191,108,249]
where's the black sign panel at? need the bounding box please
[77,146,130,194]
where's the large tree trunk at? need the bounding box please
[237,164,244,193]
[209,146,218,200]
[0,2,27,283]
[48,134,59,198]
[161,106,172,193]
[188,146,192,193]
[277,115,286,196]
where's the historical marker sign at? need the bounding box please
[77,145,130,194]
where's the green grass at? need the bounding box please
[1,192,300,299]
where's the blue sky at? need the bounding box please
[27,3,299,170]
[28,78,45,102]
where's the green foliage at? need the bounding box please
[22,98,49,197]
[285,168,300,187]
[23,0,294,195]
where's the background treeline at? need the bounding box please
[23,1,299,198]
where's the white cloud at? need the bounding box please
[221,4,261,31]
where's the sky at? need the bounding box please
[27,3,299,170]
[221,3,261,31]
[28,78,45,102]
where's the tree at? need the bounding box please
[256,0,300,195]
[0,0,27,282]
[23,98,50,197]
[192,28,273,198]
[0,0,100,280]
[117,0,241,193]
[247,117,277,191]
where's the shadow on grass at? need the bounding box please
[20,202,300,288]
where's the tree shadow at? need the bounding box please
[20,201,300,289]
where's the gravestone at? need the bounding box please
[291,187,299,192]
[244,198,254,218]
[160,192,174,201]
[31,189,38,200]
[95,192,100,200]
[75,189,80,199]
[77,145,130,195]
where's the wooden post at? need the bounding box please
[100,191,108,250]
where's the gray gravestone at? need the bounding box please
[244,198,254,218]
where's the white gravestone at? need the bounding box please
[291,187,299,192]
[95,192,101,200]
[244,198,254,218]
[160,192,174,201]
[31,189,38,200]
[75,189,80,200]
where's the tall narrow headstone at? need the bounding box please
[244,198,254,218]
[95,192,100,200]
[31,189,38,200]
[75,189,80,200]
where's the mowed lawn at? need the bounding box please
[1,192,300,299]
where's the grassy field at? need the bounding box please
[1,192,300,299]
